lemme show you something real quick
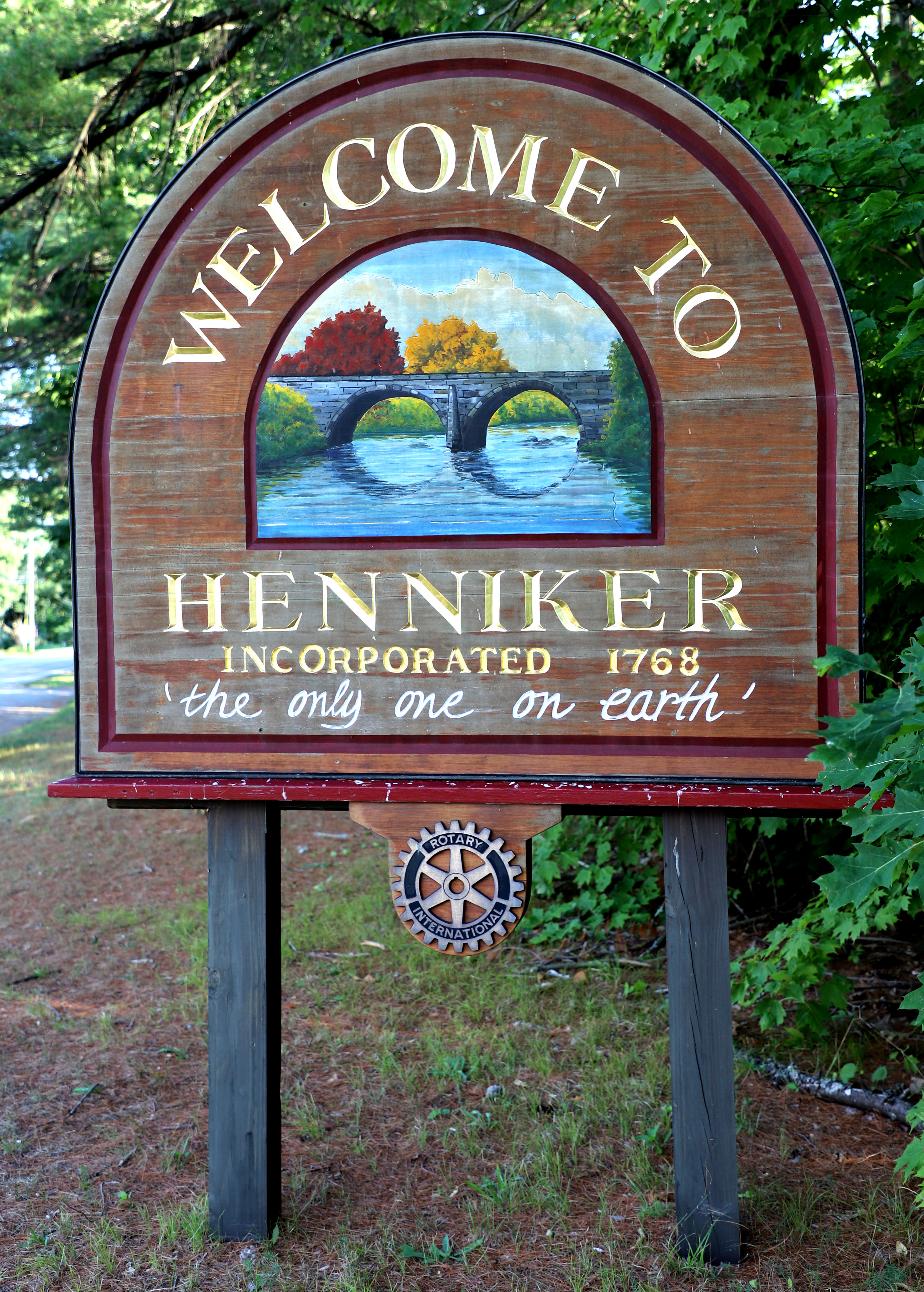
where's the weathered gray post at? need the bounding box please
[207,804,281,1239]
[663,810,740,1264]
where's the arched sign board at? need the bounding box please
[51,36,862,1258]
[56,33,860,800]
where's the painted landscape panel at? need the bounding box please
[255,239,652,539]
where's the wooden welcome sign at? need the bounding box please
[52,34,861,1261]
[60,33,858,793]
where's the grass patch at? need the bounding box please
[25,671,73,689]
[0,700,75,796]
[397,1232,483,1264]
[155,1194,210,1252]
[64,904,150,933]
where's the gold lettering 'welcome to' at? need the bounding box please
[162,121,741,366]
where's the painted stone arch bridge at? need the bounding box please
[272,370,611,450]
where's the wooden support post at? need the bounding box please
[663,809,740,1265]
[207,803,281,1240]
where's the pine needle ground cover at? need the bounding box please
[0,708,920,1291]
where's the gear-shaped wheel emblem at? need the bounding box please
[392,820,527,954]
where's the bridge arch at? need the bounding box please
[325,388,446,445]
[459,379,583,451]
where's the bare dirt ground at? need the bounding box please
[0,707,921,1291]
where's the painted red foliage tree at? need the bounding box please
[272,302,404,376]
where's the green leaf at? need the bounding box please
[814,646,879,678]
[757,999,785,1030]
[861,788,924,843]
[895,1132,924,1202]
[885,492,924,521]
[857,189,900,220]
[901,977,924,1028]
[594,864,616,893]
[718,15,747,40]
[873,457,924,492]
[882,317,924,365]
[816,842,904,910]
[817,975,851,1013]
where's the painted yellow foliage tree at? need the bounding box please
[404,316,514,373]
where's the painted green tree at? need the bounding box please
[487,390,576,425]
[595,339,650,469]
[256,383,325,469]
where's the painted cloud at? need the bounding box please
[280,248,618,372]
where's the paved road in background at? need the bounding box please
[0,646,74,736]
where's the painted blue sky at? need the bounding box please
[279,239,618,371]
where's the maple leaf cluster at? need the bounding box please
[273,302,405,376]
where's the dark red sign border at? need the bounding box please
[49,774,873,813]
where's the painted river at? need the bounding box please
[256,422,651,539]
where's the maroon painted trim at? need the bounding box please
[49,773,871,812]
[88,54,852,765]
[244,227,663,550]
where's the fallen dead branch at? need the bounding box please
[740,1051,914,1127]
[65,1082,100,1118]
[6,969,61,986]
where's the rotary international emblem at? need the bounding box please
[392,820,527,954]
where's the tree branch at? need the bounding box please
[319,6,400,42]
[57,3,253,80]
[816,0,883,91]
[506,0,549,31]
[741,1050,913,1127]
[482,0,525,29]
[0,4,290,218]
[31,93,108,263]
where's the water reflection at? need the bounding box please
[257,422,650,538]
[326,441,437,497]
[454,425,579,499]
